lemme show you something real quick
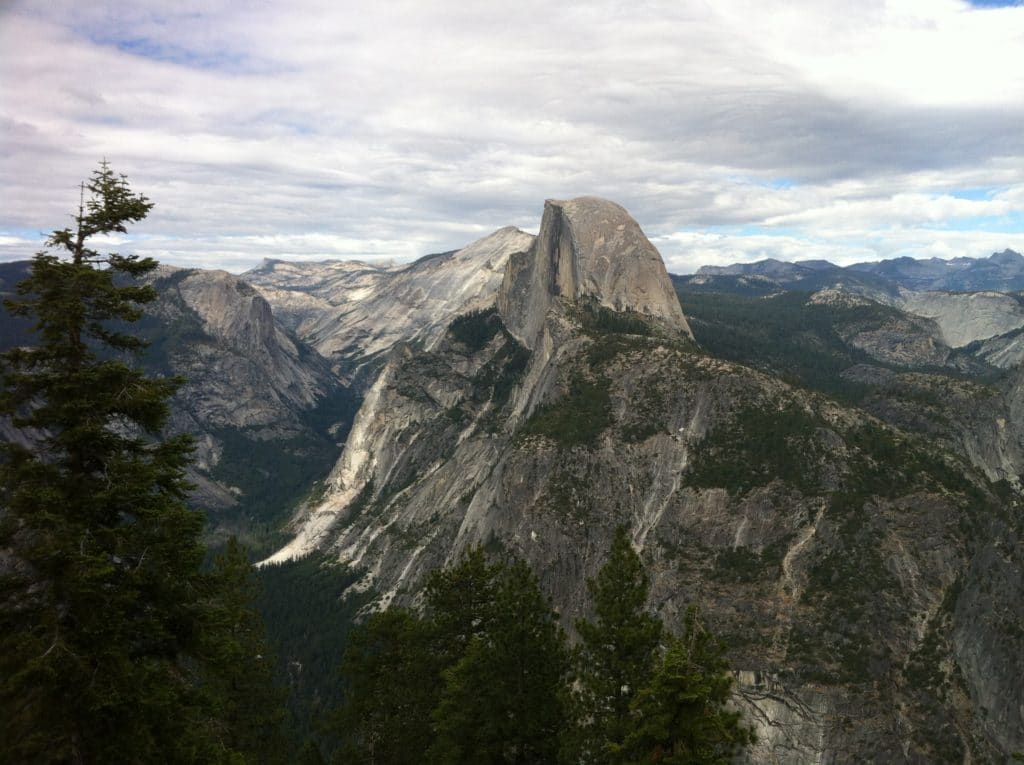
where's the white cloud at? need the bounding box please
[764,189,1024,231]
[1,0,1023,273]
[717,0,1024,108]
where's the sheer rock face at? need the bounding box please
[157,269,333,431]
[246,227,535,388]
[498,197,692,349]
[265,197,695,567]
[891,289,1024,350]
[144,268,347,515]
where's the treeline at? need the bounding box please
[676,287,877,402]
[326,529,754,765]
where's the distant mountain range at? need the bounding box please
[682,249,1024,295]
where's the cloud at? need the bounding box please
[1,0,1023,273]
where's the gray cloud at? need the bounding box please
[2,0,1023,273]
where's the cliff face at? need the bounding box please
[140,267,353,535]
[264,197,695,568]
[498,197,692,349]
[156,269,333,431]
[262,200,1022,762]
[886,289,1024,350]
[245,227,535,388]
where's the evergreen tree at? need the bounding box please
[330,550,502,764]
[623,606,754,765]
[331,608,438,765]
[424,545,503,667]
[430,559,569,765]
[298,739,328,765]
[0,162,256,762]
[573,527,663,764]
[205,537,290,763]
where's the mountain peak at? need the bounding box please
[497,196,692,348]
[990,248,1024,266]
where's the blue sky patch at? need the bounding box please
[965,0,1021,7]
[87,33,277,75]
[933,211,1024,232]
[113,37,247,71]
[705,224,799,238]
[949,187,995,201]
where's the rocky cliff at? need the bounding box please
[882,289,1024,350]
[138,267,354,541]
[150,267,332,432]
[498,197,692,349]
[262,200,1023,762]
[263,197,694,568]
[244,227,535,389]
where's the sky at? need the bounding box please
[2,0,1024,275]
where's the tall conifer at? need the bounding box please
[331,608,438,764]
[205,537,290,763]
[624,606,755,765]
[573,527,663,764]
[0,162,256,762]
[430,559,569,765]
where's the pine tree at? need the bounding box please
[0,162,245,762]
[424,545,503,667]
[329,550,503,764]
[573,527,663,764]
[623,606,754,765]
[331,608,439,765]
[430,559,569,765]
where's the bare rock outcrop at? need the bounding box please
[497,197,692,349]
[246,227,535,388]
[887,289,1024,349]
[155,269,333,432]
[265,197,695,566]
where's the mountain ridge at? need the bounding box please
[243,226,534,390]
[691,248,1024,293]
[262,196,694,568]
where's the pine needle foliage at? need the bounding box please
[623,606,756,765]
[332,550,570,765]
[429,559,570,765]
[330,537,755,765]
[0,162,281,763]
[573,527,663,764]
